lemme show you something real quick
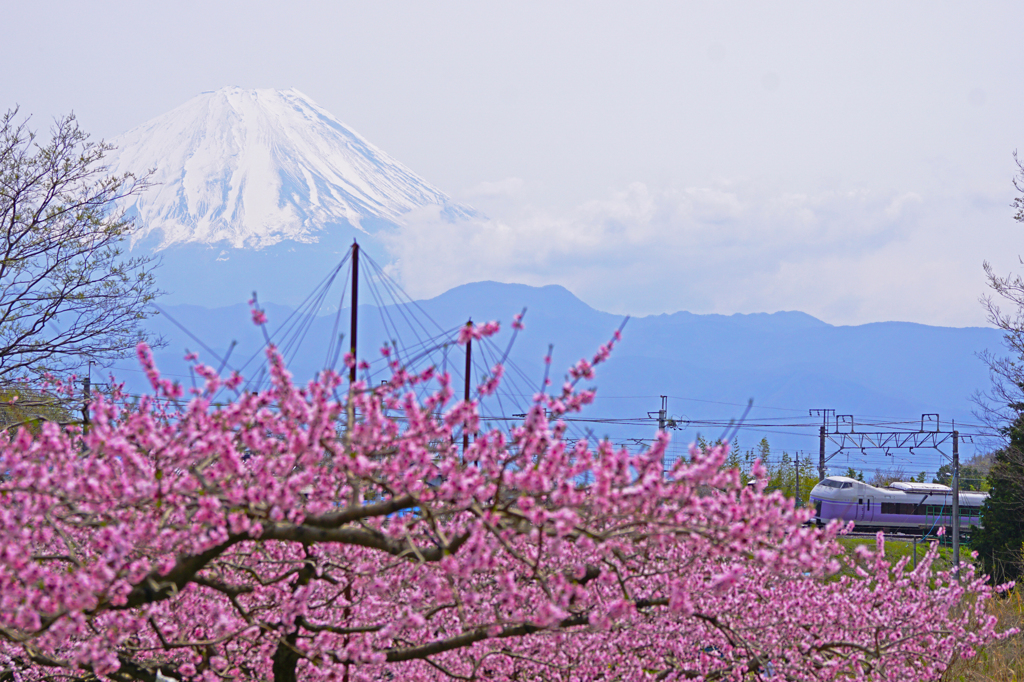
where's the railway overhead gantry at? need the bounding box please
[809,408,970,574]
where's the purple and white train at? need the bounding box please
[809,476,988,535]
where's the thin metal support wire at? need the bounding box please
[150,304,232,372]
[476,335,594,442]
[359,251,448,339]
[256,253,349,355]
[480,339,562,432]
[326,273,351,374]
[278,260,350,368]
[476,337,527,421]
[363,270,408,370]
[360,250,439,328]
[359,259,444,374]
[235,252,351,384]
[388,326,463,371]
[379,291,441,363]
[360,324,461,375]
[475,338,554,438]
[280,278,339,369]
[496,345,546,396]
[473,338,509,424]
[390,329,466,402]
[359,326,465,397]
[250,272,349,392]
[363,264,414,348]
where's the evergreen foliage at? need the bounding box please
[971,414,1024,584]
[934,463,985,491]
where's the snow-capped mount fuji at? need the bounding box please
[105,87,473,306]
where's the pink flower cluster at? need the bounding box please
[457,320,501,345]
[0,331,1013,682]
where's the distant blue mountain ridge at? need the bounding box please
[109,280,1005,478]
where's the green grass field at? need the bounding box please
[836,535,963,574]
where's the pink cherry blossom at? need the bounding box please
[0,326,1013,682]
[457,320,501,345]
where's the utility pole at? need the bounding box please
[349,241,359,385]
[952,429,960,577]
[818,426,826,481]
[794,454,802,507]
[809,409,834,481]
[463,320,472,455]
[81,372,91,430]
[648,396,672,431]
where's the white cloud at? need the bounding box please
[385,179,1017,327]
[464,177,525,198]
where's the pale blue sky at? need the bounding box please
[4,1,1024,325]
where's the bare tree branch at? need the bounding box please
[0,107,163,381]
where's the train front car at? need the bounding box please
[809,477,987,535]
[809,476,861,526]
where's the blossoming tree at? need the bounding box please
[0,321,1012,681]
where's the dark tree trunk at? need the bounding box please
[272,632,301,682]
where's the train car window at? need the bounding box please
[842,482,853,488]
[858,498,863,505]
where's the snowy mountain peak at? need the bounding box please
[107,87,470,250]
